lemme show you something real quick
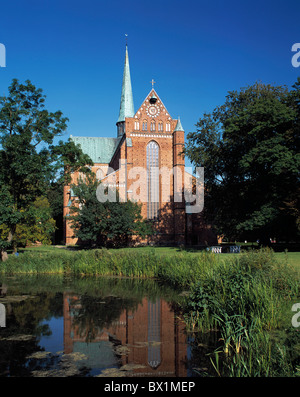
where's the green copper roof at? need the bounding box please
[70,135,121,164]
[117,44,134,123]
[174,117,184,132]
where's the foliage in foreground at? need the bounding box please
[69,174,153,247]
[0,197,56,247]
[184,249,300,376]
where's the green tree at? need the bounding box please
[184,79,300,243]
[46,181,65,244]
[69,173,152,247]
[0,196,56,247]
[17,196,56,246]
[0,79,93,260]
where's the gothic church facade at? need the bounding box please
[63,45,216,246]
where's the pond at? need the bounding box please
[0,275,218,377]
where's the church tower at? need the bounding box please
[111,39,187,245]
[173,117,186,244]
[116,44,134,137]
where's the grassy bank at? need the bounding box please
[5,244,300,274]
[1,246,299,376]
[0,247,222,285]
[184,249,300,376]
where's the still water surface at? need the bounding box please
[0,275,217,377]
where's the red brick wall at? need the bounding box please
[122,89,186,245]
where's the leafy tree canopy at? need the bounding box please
[0,79,93,259]
[184,79,300,243]
[69,173,152,248]
[0,196,56,247]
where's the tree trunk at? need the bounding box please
[0,250,8,262]
[0,225,16,262]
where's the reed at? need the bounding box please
[184,248,299,376]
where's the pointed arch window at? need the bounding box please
[96,168,104,181]
[143,121,148,131]
[150,121,156,132]
[147,141,159,219]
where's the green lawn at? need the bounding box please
[23,244,300,270]
[110,246,300,269]
[273,251,300,269]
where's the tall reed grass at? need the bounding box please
[184,248,299,376]
[0,247,219,282]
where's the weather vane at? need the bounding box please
[125,33,128,45]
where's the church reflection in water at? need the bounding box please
[63,293,187,376]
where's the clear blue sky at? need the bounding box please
[1,0,300,162]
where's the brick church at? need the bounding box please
[63,44,217,246]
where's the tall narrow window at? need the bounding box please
[148,299,161,369]
[96,168,104,180]
[147,141,159,219]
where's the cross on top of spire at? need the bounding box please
[151,79,156,88]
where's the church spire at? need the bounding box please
[117,43,134,134]
[174,116,184,132]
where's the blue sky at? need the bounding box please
[1,0,300,158]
